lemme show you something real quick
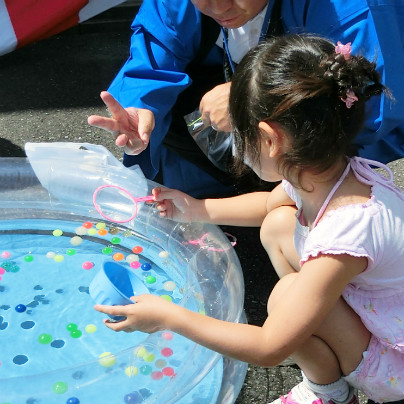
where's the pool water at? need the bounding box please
[0,218,222,404]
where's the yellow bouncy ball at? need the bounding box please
[53,254,64,263]
[85,324,97,333]
[143,352,155,363]
[98,352,116,367]
[134,346,147,358]
[125,366,138,377]
[87,228,97,236]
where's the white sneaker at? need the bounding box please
[268,382,359,404]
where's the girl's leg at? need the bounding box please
[267,274,371,403]
[268,274,370,382]
[293,296,370,383]
[260,206,300,278]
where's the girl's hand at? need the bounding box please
[152,187,202,222]
[88,91,154,155]
[94,294,177,334]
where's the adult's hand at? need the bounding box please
[199,82,232,132]
[87,91,155,155]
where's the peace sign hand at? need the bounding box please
[88,91,155,155]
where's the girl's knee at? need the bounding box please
[260,205,296,246]
[261,206,300,276]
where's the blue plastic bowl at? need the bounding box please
[89,261,150,320]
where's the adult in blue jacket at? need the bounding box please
[88,0,404,198]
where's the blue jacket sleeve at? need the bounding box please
[107,0,206,175]
[283,0,404,163]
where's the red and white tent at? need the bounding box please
[0,0,127,56]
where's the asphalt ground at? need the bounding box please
[0,10,403,404]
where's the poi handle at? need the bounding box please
[185,232,237,252]
[93,184,154,223]
[132,195,155,203]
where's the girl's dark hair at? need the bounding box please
[229,34,386,186]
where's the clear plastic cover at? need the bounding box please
[0,143,247,404]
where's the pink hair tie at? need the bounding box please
[335,41,352,60]
[341,89,358,109]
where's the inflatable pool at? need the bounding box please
[0,143,247,404]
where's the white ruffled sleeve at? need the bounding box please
[299,200,382,269]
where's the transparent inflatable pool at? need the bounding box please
[0,143,247,404]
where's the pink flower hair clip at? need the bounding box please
[335,41,352,60]
[341,89,358,109]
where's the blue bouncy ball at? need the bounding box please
[140,263,151,271]
[124,391,143,404]
[15,304,27,313]
[66,397,80,404]
[138,389,152,400]
[13,354,28,365]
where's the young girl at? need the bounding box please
[95,35,404,404]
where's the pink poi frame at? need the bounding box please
[93,184,154,223]
[184,232,237,252]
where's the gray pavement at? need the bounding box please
[0,11,403,404]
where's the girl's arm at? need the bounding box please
[95,253,367,367]
[204,183,296,226]
[153,182,295,227]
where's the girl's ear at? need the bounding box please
[258,121,284,158]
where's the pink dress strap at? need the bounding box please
[351,157,404,201]
[312,161,351,228]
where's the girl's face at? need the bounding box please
[245,122,286,183]
[248,145,283,183]
[191,0,268,29]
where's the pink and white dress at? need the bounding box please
[282,157,404,403]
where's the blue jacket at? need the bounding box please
[108,0,404,180]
